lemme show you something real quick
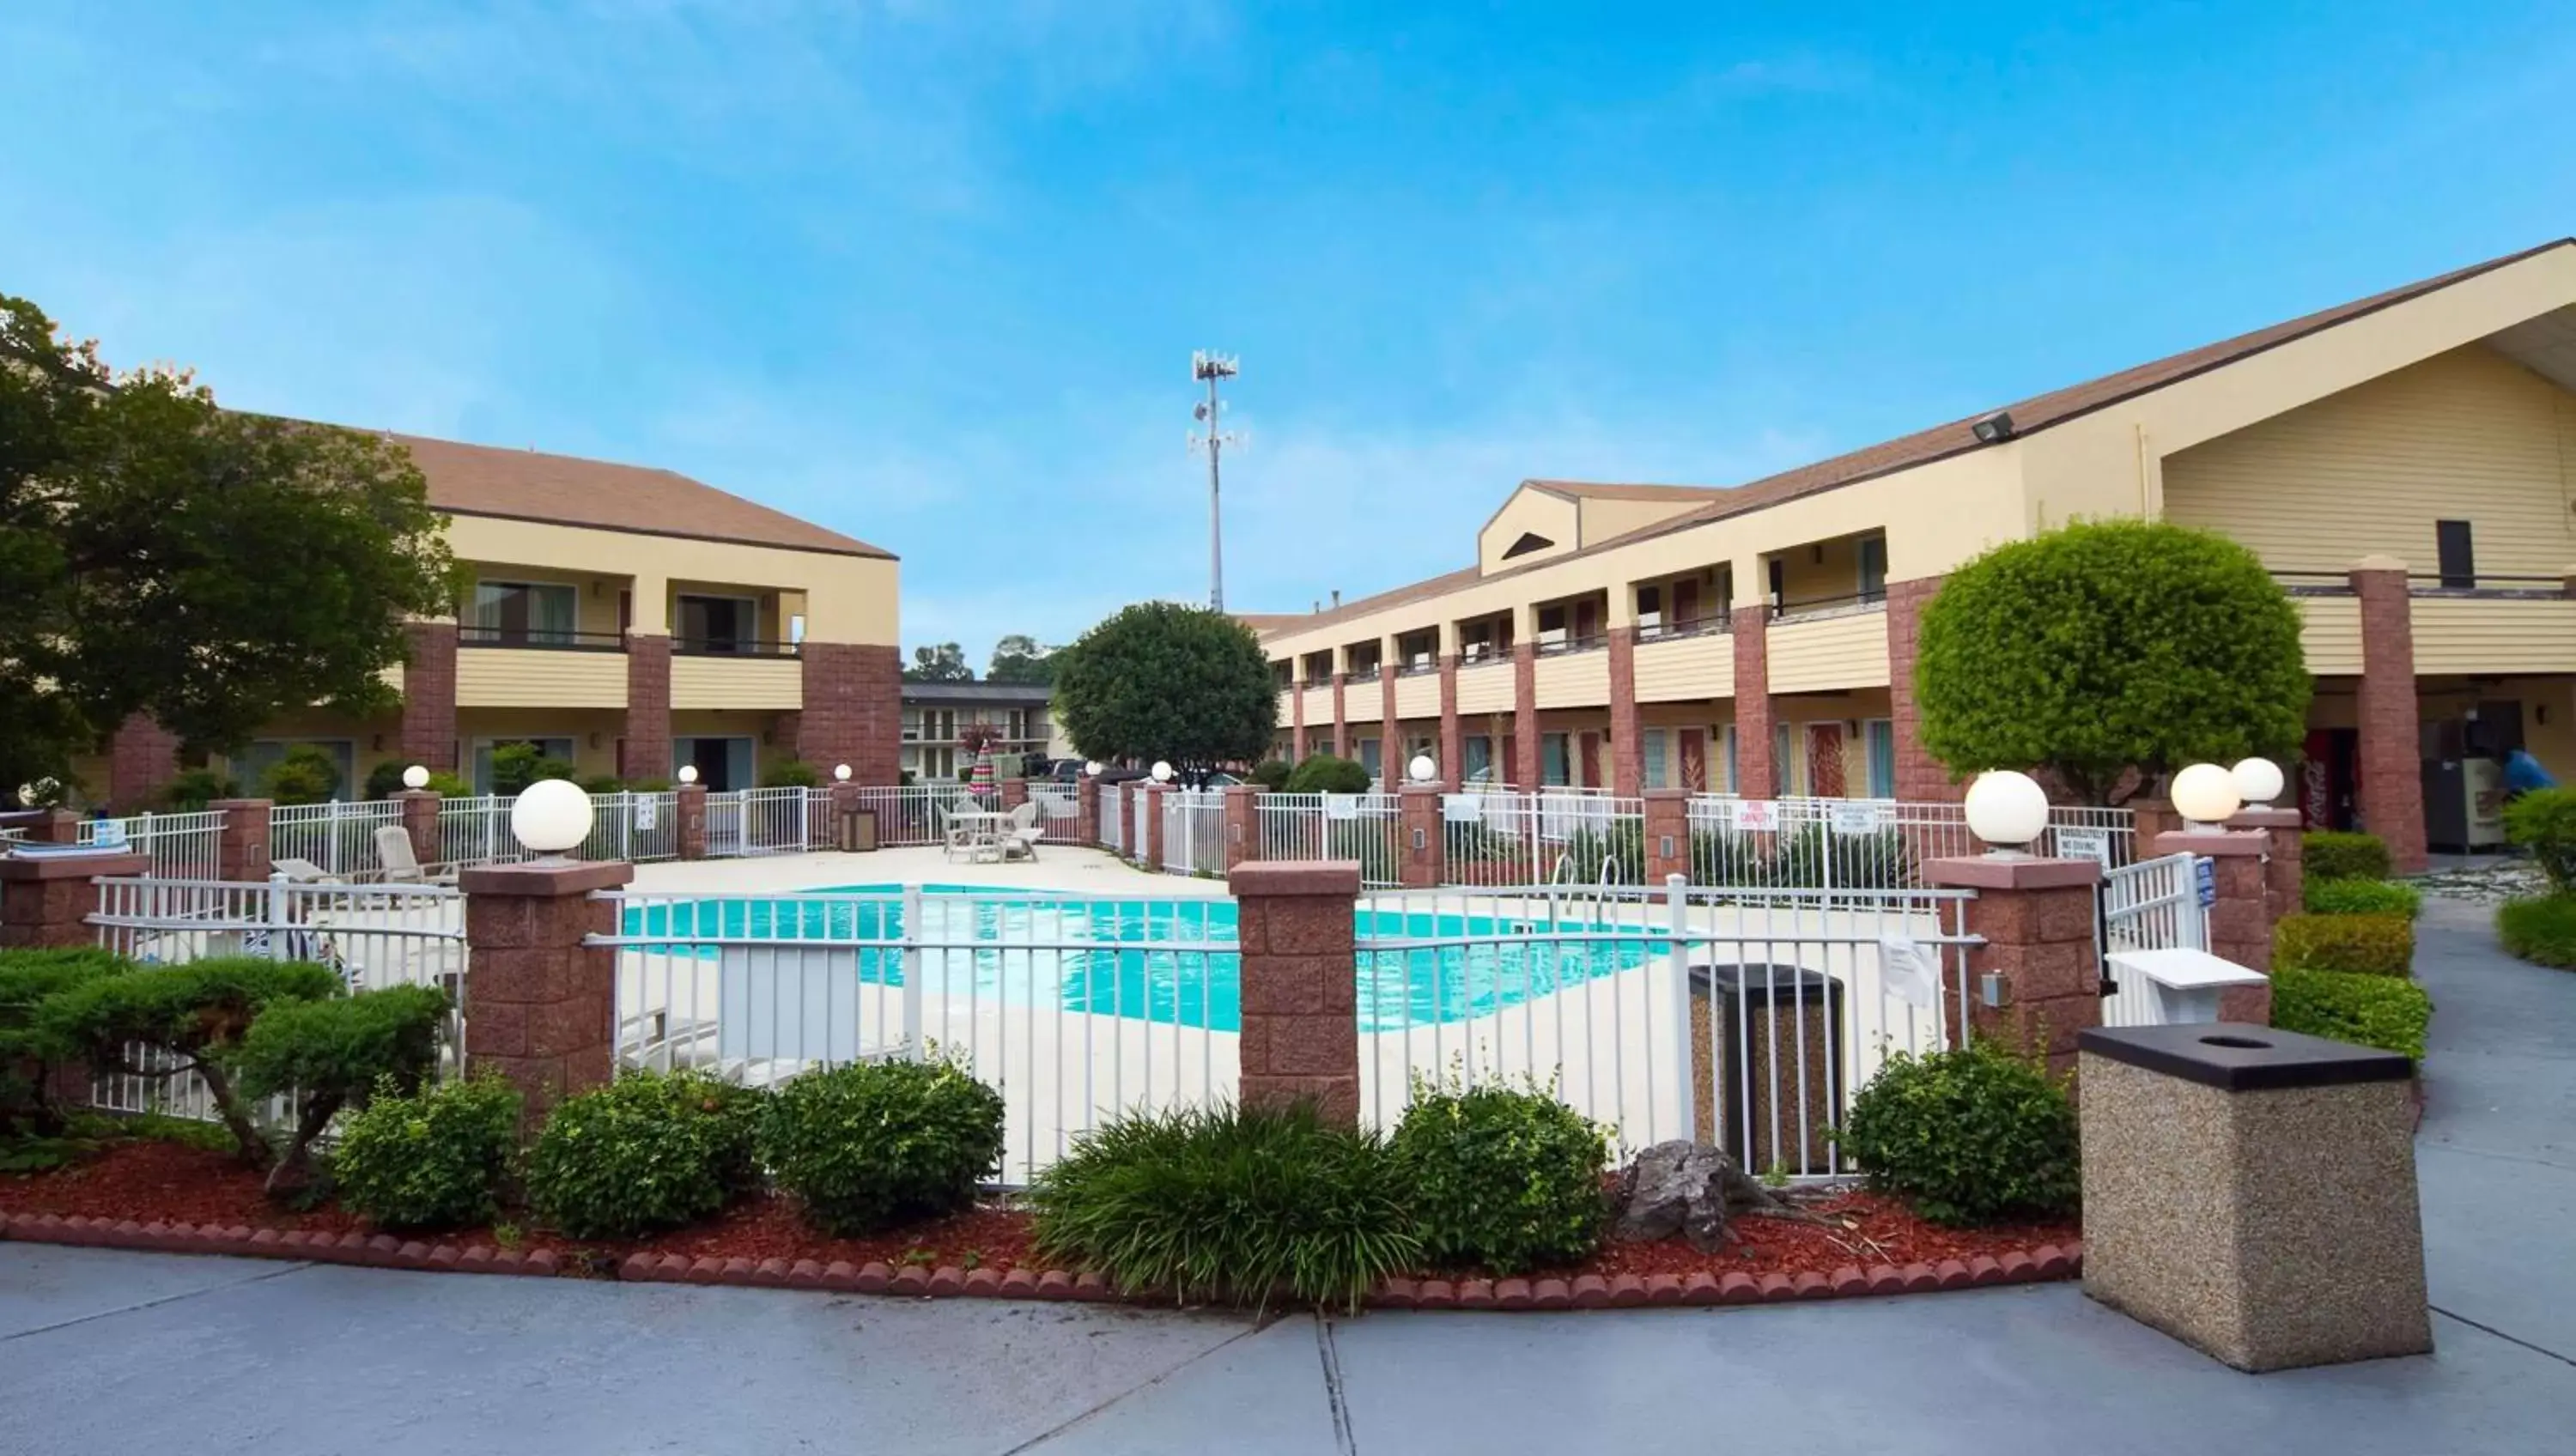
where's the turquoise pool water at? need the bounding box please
[622,884,1662,1034]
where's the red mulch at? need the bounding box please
[1,1139,2070,1287]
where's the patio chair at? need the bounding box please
[999,801,1045,862]
[374,825,458,886]
[269,858,338,884]
[939,807,976,863]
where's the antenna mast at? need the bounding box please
[1189,351,1240,611]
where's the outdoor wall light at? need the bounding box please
[833,763,852,782]
[1971,410,2017,443]
[2172,762,2243,828]
[1963,769,2049,854]
[1084,761,1103,777]
[2230,757,2284,809]
[1151,761,1174,782]
[1407,753,1437,783]
[512,779,593,862]
[401,765,429,791]
[677,765,699,785]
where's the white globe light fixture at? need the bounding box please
[1150,761,1174,783]
[1963,770,2050,856]
[2230,756,2284,809]
[512,779,594,863]
[833,763,852,782]
[1407,753,1437,784]
[1084,761,1103,778]
[2171,762,2243,828]
[400,764,429,791]
[677,765,699,785]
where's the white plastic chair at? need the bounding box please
[999,801,1045,862]
[374,825,457,886]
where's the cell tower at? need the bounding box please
[1189,351,1240,611]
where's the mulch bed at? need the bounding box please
[0,1139,2081,1309]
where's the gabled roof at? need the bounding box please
[1253,567,1484,641]
[1518,479,1726,503]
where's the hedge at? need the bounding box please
[2272,913,2414,978]
[2302,878,2422,920]
[2271,967,2432,1061]
[2302,831,2392,883]
[2495,895,2576,971]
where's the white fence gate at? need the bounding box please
[2097,852,2210,1028]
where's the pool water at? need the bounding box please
[622,884,1662,1034]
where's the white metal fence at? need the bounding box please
[1245,792,1402,887]
[1029,783,1078,826]
[1686,796,2134,893]
[1161,791,1225,877]
[708,786,817,857]
[1440,791,1641,886]
[1099,783,1126,855]
[2098,852,2208,1028]
[848,784,972,848]
[74,810,226,880]
[269,801,406,878]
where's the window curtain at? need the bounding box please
[1865,719,1897,798]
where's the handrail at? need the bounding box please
[673,638,804,657]
[459,627,629,652]
[1769,590,1887,622]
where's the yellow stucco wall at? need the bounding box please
[1533,649,1613,708]
[671,655,804,710]
[1577,494,1709,546]
[1633,633,1733,701]
[1477,488,1580,573]
[456,648,629,708]
[1766,613,1893,694]
[445,514,897,644]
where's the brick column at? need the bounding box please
[2156,829,2275,1023]
[1608,628,1643,798]
[1142,783,1168,869]
[797,642,903,785]
[2227,805,2305,936]
[626,633,672,786]
[21,810,80,846]
[1222,786,1260,871]
[999,777,1028,812]
[675,784,708,859]
[1513,643,1540,789]
[2350,557,2426,872]
[402,622,459,772]
[394,790,441,866]
[108,714,181,811]
[1076,774,1100,847]
[208,798,272,882]
[1923,856,2103,1077]
[827,780,862,850]
[1291,681,1309,761]
[1227,860,1361,1125]
[1643,790,1691,883]
[1437,655,1464,790]
[1397,785,1444,889]
[1380,664,1400,774]
[2127,798,2186,863]
[1884,576,1958,801]
[1331,674,1351,758]
[1733,607,1774,796]
[461,859,633,1131]
[2,852,149,949]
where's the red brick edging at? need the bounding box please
[0,1211,2079,1309]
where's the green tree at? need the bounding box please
[489,742,576,796]
[1053,604,1277,774]
[0,295,459,799]
[987,634,1060,686]
[260,745,342,806]
[1914,519,2309,804]
[903,642,975,682]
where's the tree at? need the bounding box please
[987,634,1060,686]
[0,295,459,798]
[903,643,974,682]
[1915,519,2311,804]
[489,742,576,796]
[1053,603,1276,774]
[260,745,342,805]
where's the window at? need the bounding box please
[471,581,577,646]
[677,594,756,652]
[1864,719,1896,798]
[1541,732,1571,786]
[1775,723,1798,796]
[1503,531,1555,560]
[1858,537,1888,602]
[1642,730,1669,790]
[1537,605,1567,643]
[1464,735,1493,782]
[1722,725,1739,794]
[1636,585,1663,635]
[2437,520,2476,589]
[674,736,756,792]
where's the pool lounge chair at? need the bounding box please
[374,826,459,886]
[999,801,1044,862]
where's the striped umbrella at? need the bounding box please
[969,748,998,802]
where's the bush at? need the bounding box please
[334,1074,522,1229]
[1559,821,1646,884]
[226,983,453,1198]
[1326,818,1397,884]
[2303,877,2422,920]
[160,767,240,810]
[1837,1044,2080,1227]
[758,1058,1006,1236]
[630,777,673,792]
[489,743,577,797]
[0,948,133,1136]
[361,761,410,800]
[2272,913,2414,978]
[1388,1079,1608,1275]
[1028,1101,1419,1313]
[2272,967,2433,1060]
[2504,787,2576,893]
[260,745,341,805]
[2495,894,2576,970]
[760,759,822,789]
[579,774,626,796]
[1249,759,1295,791]
[1285,755,1372,794]
[1765,822,1915,890]
[2303,830,2391,883]
[525,1069,766,1240]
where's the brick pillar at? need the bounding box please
[1397,785,1444,889]
[2227,805,2305,937]
[1643,790,1691,883]
[827,780,862,850]
[626,633,672,786]
[394,790,441,866]
[2156,829,2275,1023]
[1143,783,1168,869]
[1733,607,1774,796]
[1380,664,1400,776]
[402,622,459,772]
[1076,774,1100,847]
[1227,860,1361,1125]
[1608,628,1643,798]
[461,859,633,1130]
[798,642,904,785]
[1437,655,1463,790]
[108,714,182,811]
[22,810,80,845]
[675,784,708,859]
[2128,798,2186,863]
[1,852,149,949]
[1513,643,1540,789]
[999,777,1028,811]
[208,798,272,882]
[1331,674,1351,758]
[1222,786,1260,871]
[2350,557,2426,873]
[1884,576,1957,801]
[1923,856,2103,1077]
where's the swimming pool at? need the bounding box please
[617,883,1662,1034]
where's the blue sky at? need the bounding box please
[6,3,2574,666]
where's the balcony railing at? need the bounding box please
[2405,573,2568,601]
[1635,613,1732,641]
[674,638,804,657]
[459,627,629,652]
[1393,658,1441,677]
[1534,632,1607,658]
[1768,590,1886,623]
[2269,570,2355,598]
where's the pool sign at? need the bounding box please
[1731,799,1781,833]
[1879,934,1940,1009]
[634,799,659,831]
[2196,857,2218,908]
[1829,802,1888,836]
[2054,827,2112,866]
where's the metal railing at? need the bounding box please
[1099,783,1127,855]
[1161,791,1226,877]
[458,626,629,652]
[1249,792,1402,887]
[269,801,408,879]
[74,810,226,880]
[576,792,683,863]
[1028,783,1078,824]
[1442,792,1644,886]
[707,786,816,857]
[672,637,803,656]
[591,888,1236,1184]
[1768,590,1887,622]
[848,784,975,848]
[1686,796,2132,891]
[437,796,517,869]
[2099,852,2208,1029]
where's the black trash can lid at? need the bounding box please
[2077,1022,2413,1090]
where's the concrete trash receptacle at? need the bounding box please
[1690,962,1843,1177]
[836,807,878,852]
[2077,1022,2429,1372]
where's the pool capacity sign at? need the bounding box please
[1704,800,1891,835]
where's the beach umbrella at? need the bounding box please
[969,747,998,801]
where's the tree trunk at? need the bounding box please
[190,1059,275,1171]
[262,1092,344,1203]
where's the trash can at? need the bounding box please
[2077,1022,2429,1371]
[1691,962,1843,1177]
[836,807,878,852]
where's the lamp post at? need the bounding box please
[2231,757,2284,809]
[1407,754,1438,785]
[2171,762,2245,831]
[512,780,594,865]
[1963,769,2050,857]
[401,765,430,791]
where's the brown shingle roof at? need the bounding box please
[1268,238,2575,637]
[386,432,894,559]
[1522,480,1727,502]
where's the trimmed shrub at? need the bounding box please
[2272,913,2414,978]
[579,774,626,796]
[334,1074,522,1229]
[2495,894,2576,971]
[2302,877,2422,920]
[260,745,341,806]
[2303,830,2392,883]
[1388,1078,1608,1275]
[525,1070,766,1240]
[2272,967,2433,1060]
[2504,787,2576,893]
[362,760,410,800]
[1028,1101,1419,1313]
[759,1059,1006,1236]
[1249,759,1294,791]
[1836,1044,2080,1227]
[227,983,453,1199]
[1766,822,1914,889]
[160,767,240,810]
[1285,754,1372,794]
[489,743,577,797]
[0,948,133,1136]
[759,759,822,789]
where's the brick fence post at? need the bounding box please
[1142,783,1169,869]
[208,798,273,882]
[2156,829,2275,1024]
[1076,774,1099,848]
[395,790,442,866]
[1397,784,1444,888]
[461,859,633,1131]
[24,810,80,846]
[1923,856,2103,1077]
[675,784,708,860]
[2227,806,2305,934]
[1227,860,1361,1125]
[2,852,150,949]
[2351,555,2427,872]
[1734,608,1774,796]
[1222,786,1260,871]
[999,777,1028,813]
[2127,798,2186,864]
[1643,790,1692,883]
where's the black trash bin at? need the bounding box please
[1691,962,1844,1177]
